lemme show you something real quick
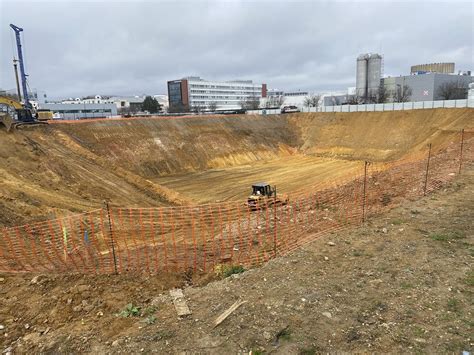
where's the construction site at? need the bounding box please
[0,10,473,354]
[0,105,473,353]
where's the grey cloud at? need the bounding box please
[1,0,472,99]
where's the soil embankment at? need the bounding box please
[1,108,472,225]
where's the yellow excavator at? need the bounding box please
[0,96,50,132]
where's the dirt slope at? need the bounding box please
[1,108,472,226]
[292,108,473,161]
[1,166,472,354]
[0,127,185,227]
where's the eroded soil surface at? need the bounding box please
[1,167,472,354]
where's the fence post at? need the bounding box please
[104,201,118,274]
[423,143,432,196]
[362,161,369,223]
[459,129,465,174]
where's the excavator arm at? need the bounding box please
[0,96,24,110]
[0,96,45,131]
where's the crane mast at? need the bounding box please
[10,24,31,109]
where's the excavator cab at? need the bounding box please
[16,108,35,122]
[0,96,45,131]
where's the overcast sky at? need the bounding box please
[1,0,472,99]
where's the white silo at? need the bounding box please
[367,54,382,97]
[356,54,369,98]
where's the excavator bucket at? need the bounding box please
[0,112,15,132]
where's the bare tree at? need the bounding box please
[240,96,260,111]
[392,85,412,103]
[303,94,321,107]
[265,95,285,108]
[346,94,362,105]
[367,86,389,104]
[208,101,218,112]
[436,81,468,100]
[191,104,205,114]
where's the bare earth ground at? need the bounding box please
[1,167,472,354]
[155,155,362,203]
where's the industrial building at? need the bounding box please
[356,53,383,99]
[354,54,473,102]
[382,72,473,101]
[167,77,267,112]
[40,102,117,120]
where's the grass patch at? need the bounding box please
[464,271,474,287]
[299,348,317,355]
[391,219,404,225]
[412,326,425,337]
[429,231,465,242]
[400,282,414,289]
[447,298,461,314]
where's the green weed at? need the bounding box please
[412,326,425,337]
[142,306,157,316]
[222,265,245,278]
[144,315,157,325]
[118,303,141,318]
[447,298,461,314]
[464,270,474,287]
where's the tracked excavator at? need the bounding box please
[0,96,49,131]
[1,24,49,132]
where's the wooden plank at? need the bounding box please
[214,300,246,327]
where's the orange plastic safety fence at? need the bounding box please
[0,131,472,274]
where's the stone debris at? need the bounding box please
[169,289,192,317]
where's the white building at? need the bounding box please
[167,76,267,112]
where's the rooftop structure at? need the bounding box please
[411,62,455,74]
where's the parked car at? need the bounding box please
[280,105,300,114]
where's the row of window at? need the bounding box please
[190,95,261,100]
[54,109,112,114]
[191,101,237,105]
[189,84,261,90]
[190,90,260,95]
